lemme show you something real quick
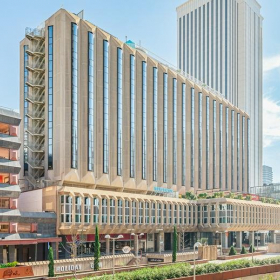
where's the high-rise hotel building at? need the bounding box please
[177,0,263,188]
[19,9,263,254]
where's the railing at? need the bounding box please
[27,143,45,151]
[26,60,45,70]
[26,92,45,103]
[26,125,44,135]
[27,109,45,119]
[131,43,224,100]
[27,158,44,167]
[26,77,45,87]
[25,27,45,38]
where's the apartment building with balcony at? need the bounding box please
[0,107,60,263]
[19,8,275,256]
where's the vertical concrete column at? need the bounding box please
[51,242,58,260]
[271,231,276,243]
[134,234,139,257]
[115,198,118,225]
[249,231,254,245]
[221,232,228,249]
[99,197,103,226]
[215,203,219,225]
[107,198,111,225]
[106,238,110,255]
[8,245,16,262]
[236,231,243,248]
[260,233,266,246]
[0,246,3,263]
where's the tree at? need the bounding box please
[172,226,177,263]
[249,244,255,253]
[229,246,237,256]
[94,226,101,271]
[241,246,247,254]
[48,247,54,277]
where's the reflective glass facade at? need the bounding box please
[237,113,240,191]
[182,83,186,186]
[153,67,158,181]
[142,61,147,180]
[173,79,177,185]
[48,26,53,170]
[88,32,94,171]
[130,55,135,178]
[198,92,202,188]
[225,107,229,189]
[231,110,235,189]
[163,73,168,183]
[213,100,216,188]
[247,119,250,189]
[242,116,245,192]
[23,45,28,172]
[219,103,223,189]
[191,88,195,187]
[117,48,123,176]
[71,23,78,169]
[206,96,209,189]
[103,40,109,173]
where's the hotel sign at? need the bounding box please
[153,187,178,198]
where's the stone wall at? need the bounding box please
[198,245,218,260]
[146,252,197,263]
[19,254,134,276]
[268,243,280,253]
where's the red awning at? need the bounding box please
[0,237,62,246]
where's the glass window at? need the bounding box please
[179,17,182,70]
[183,16,186,71]
[182,83,186,186]
[118,199,122,224]
[117,48,123,176]
[191,88,195,187]
[110,199,115,224]
[145,202,149,224]
[103,40,109,173]
[88,32,95,171]
[163,73,168,183]
[219,204,227,224]
[60,195,72,223]
[71,23,78,169]
[199,92,202,188]
[225,107,229,189]
[219,103,223,189]
[139,202,143,224]
[75,196,81,223]
[157,203,162,224]
[203,205,208,224]
[169,204,172,224]
[93,198,99,224]
[163,204,167,224]
[23,45,29,172]
[132,201,136,224]
[0,223,9,233]
[48,26,54,170]
[237,113,240,191]
[242,116,245,192]
[151,202,156,224]
[130,55,135,178]
[125,200,130,224]
[173,79,177,185]
[247,119,250,190]
[213,100,216,188]
[153,67,158,181]
[0,198,9,208]
[142,61,147,179]
[84,197,91,223]
[210,204,216,224]
[231,110,235,190]
[206,96,210,189]
[102,198,107,224]
[174,205,177,224]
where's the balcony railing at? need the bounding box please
[26,109,45,120]
[26,125,44,136]
[25,27,45,39]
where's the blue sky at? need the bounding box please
[0,0,279,183]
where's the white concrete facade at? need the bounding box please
[177,0,263,189]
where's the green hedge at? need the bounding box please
[0,261,18,269]
[79,256,280,280]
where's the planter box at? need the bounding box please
[250,266,259,276]
[0,266,34,279]
[217,251,266,261]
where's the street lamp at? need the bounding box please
[131,233,144,257]
[193,242,202,280]
[105,234,123,277]
[156,229,163,254]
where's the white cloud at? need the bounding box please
[263,54,280,72]
[263,97,280,147]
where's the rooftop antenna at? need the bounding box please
[125,36,127,42]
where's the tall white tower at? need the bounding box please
[177,0,263,188]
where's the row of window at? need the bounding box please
[48,26,53,169]
[60,195,278,226]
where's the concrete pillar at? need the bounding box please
[271,231,276,243]
[51,242,58,260]
[8,245,16,262]
[134,234,139,257]
[106,238,110,255]
[249,231,254,246]
[260,233,266,246]
[0,246,3,263]
[236,231,243,248]
[221,232,228,249]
